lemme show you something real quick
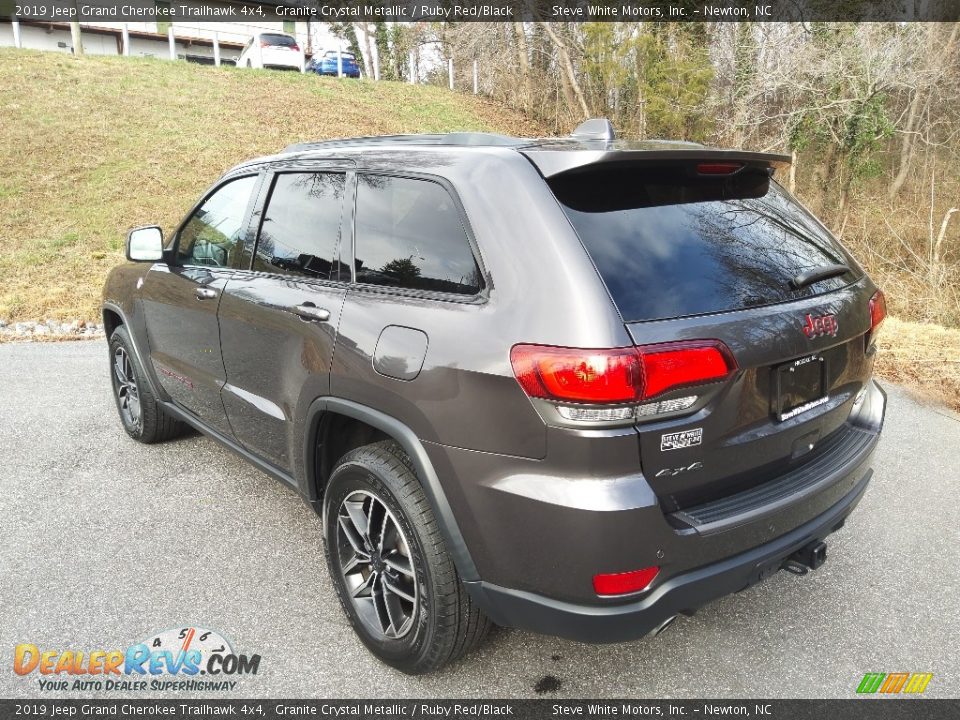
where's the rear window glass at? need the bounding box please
[324,51,355,60]
[549,165,861,323]
[261,34,296,47]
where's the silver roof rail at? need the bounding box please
[283,132,528,154]
[571,118,616,142]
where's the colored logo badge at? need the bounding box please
[856,672,933,695]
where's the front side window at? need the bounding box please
[177,175,257,268]
[354,175,482,296]
[253,172,345,280]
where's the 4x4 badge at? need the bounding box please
[803,313,839,338]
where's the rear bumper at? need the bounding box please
[316,69,360,77]
[450,380,885,642]
[466,468,870,643]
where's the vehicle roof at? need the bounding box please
[228,121,791,178]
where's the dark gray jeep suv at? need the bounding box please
[103,119,886,674]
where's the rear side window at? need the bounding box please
[254,172,345,281]
[353,175,482,296]
[550,166,861,323]
[260,34,297,47]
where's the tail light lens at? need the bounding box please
[593,566,660,596]
[869,289,886,334]
[510,340,736,405]
[641,342,735,399]
[291,44,300,52]
[510,346,642,403]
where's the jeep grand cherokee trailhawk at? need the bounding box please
[102,119,887,674]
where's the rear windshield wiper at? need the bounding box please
[790,263,850,289]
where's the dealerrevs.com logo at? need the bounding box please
[13,626,260,692]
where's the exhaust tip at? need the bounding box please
[651,615,678,637]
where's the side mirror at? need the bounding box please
[126,226,164,262]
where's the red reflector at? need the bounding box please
[593,567,660,596]
[510,341,736,405]
[869,289,886,332]
[641,341,735,399]
[510,346,642,403]
[696,162,743,175]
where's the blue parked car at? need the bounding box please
[307,50,361,78]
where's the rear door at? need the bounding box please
[218,169,349,471]
[547,162,877,511]
[141,173,260,435]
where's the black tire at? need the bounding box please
[323,440,490,674]
[108,326,185,444]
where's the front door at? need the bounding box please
[141,174,260,435]
[218,170,349,471]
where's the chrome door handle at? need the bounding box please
[293,304,330,322]
[195,287,218,300]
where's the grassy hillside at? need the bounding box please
[1,49,957,411]
[0,49,545,322]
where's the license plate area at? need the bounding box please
[775,354,828,421]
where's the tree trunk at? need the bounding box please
[888,87,923,199]
[889,23,959,199]
[557,62,577,122]
[513,23,533,109]
[355,23,374,79]
[539,22,590,120]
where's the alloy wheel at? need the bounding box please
[336,490,419,640]
[113,346,141,429]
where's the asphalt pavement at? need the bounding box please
[1,340,957,699]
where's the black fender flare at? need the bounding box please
[303,396,479,583]
[101,301,164,399]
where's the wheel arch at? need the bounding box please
[102,307,123,338]
[303,396,479,582]
[101,301,163,398]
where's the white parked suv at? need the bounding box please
[237,31,304,72]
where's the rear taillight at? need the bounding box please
[510,346,642,403]
[869,289,886,334]
[291,44,300,52]
[510,340,736,406]
[640,342,735,399]
[260,40,270,48]
[866,289,886,349]
[593,566,660,596]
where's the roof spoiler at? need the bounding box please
[523,147,792,178]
